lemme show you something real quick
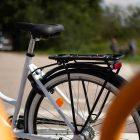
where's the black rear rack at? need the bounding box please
[49,54,124,62]
[31,54,123,76]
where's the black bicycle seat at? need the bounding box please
[16,22,64,38]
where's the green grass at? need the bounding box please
[35,39,140,64]
[123,55,140,64]
[36,41,111,54]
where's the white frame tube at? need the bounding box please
[12,55,32,128]
[31,72,75,132]
[12,36,36,128]
[0,92,16,105]
[0,35,84,139]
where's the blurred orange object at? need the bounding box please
[56,98,64,107]
[0,100,15,140]
[100,73,140,140]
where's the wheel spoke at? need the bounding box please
[26,73,139,140]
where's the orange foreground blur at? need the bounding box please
[100,73,140,140]
[0,100,15,140]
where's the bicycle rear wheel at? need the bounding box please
[24,68,140,139]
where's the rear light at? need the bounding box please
[113,62,122,70]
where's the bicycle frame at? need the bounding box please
[0,35,123,140]
[0,36,81,140]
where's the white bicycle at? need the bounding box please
[0,22,140,140]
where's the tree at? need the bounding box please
[0,0,103,51]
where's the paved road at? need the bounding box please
[0,52,139,108]
[0,52,139,139]
[0,52,53,111]
[0,52,139,110]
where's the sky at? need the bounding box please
[104,0,140,7]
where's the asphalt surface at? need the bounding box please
[0,52,139,108]
[0,52,53,111]
[0,52,139,90]
[0,52,139,139]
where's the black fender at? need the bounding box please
[42,62,126,87]
[24,62,126,133]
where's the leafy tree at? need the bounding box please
[0,0,103,51]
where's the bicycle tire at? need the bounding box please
[24,68,140,139]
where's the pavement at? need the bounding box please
[0,52,139,106]
[0,52,139,139]
[0,52,53,112]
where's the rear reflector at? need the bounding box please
[113,62,122,70]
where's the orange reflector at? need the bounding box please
[56,98,64,107]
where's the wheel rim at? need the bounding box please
[27,73,140,139]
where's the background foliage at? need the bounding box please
[0,0,140,56]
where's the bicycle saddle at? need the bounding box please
[16,22,64,38]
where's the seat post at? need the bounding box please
[27,35,38,55]
[12,35,40,128]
